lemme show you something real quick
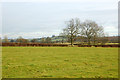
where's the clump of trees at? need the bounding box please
[61,18,107,45]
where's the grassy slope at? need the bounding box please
[2,47,118,78]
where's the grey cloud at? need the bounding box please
[2,2,118,38]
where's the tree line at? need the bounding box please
[1,36,53,43]
[1,18,118,46]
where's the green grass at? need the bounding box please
[2,47,118,78]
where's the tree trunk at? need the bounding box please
[71,37,74,46]
[88,38,90,46]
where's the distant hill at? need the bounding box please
[2,35,119,43]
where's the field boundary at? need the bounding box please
[1,43,120,47]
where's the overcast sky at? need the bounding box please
[1,0,119,38]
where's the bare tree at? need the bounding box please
[3,36,9,43]
[81,20,104,45]
[61,18,80,46]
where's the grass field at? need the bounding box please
[2,47,118,78]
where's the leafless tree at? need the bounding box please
[3,36,9,43]
[61,18,81,46]
[81,20,104,45]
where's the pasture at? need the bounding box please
[2,47,118,78]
